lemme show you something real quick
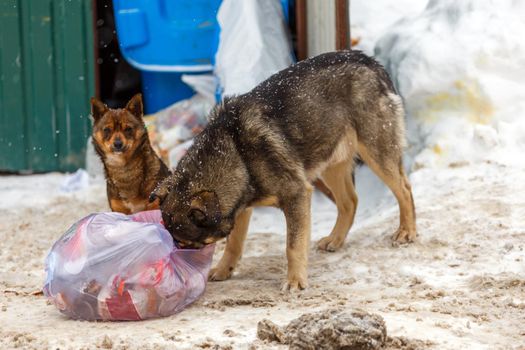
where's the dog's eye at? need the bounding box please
[124,127,133,134]
[103,127,111,136]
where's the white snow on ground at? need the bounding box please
[1,0,524,348]
[0,173,106,211]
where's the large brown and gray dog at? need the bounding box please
[150,50,417,290]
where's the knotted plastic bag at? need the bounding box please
[43,210,214,321]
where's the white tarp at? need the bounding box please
[215,0,294,97]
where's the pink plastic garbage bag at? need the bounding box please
[43,210,214,321]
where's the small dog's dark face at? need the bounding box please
[151,183,236,248]
[90,94,146,161]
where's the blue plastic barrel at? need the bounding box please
[113,0,290,113]
[113,0,221,113]
[113,0,221,70]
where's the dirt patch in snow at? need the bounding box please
[257,308,388,349]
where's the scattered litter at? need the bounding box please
[59,169,89,192]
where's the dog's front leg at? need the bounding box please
[209,208,253,281]
[281,184,312,291]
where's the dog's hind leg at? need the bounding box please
[209,208,253,281]
[357,143,417,244]
[317,161,358,252]
[313,179,335,202]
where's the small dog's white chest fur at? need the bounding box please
[105,154,125,167]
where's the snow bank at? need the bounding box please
[350,0,428,56]
[374,0,525,169]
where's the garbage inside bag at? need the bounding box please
[43,210,214,321]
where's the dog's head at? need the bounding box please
[90,94,147,162]
[150,178,236,248]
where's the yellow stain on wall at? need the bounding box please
[416,78,494,125]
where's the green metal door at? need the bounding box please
[0,0,95,172]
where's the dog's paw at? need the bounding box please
[317,235,344,252]
[281,275,308,292]
[208,266,233,281]
[392,228,417,245]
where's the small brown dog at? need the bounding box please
[90,94,170,214]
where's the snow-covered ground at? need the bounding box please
[1,0,525,348]
[1,161,524,349]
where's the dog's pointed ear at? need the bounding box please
[125,93,143,120]
[188,191,221,228]
[149,178,172,205]
[90,97,108,122]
